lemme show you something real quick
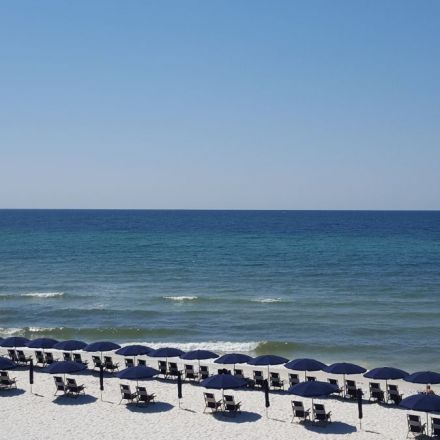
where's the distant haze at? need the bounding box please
[0,1,439,209]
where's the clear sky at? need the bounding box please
[0,0,439,209]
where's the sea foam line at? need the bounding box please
[21,292,64,298]
[163,296,198,301]
[129,341,262,353]
[252,297,283,303]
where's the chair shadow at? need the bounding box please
[53,394,98,405]
[304,421,357,434]
[0,388,26,397]
[125,401,174,413]
[212,410,262,423]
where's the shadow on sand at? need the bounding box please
[212,410,262,423]
[125,401,174,413]
[0,388,26,397]
[304,421,357,434]
[53,394,98,405]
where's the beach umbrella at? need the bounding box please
[115,345,152,357]
[117,365,159,388]
[83,341,121,360]
[0,356,17,370]
[248,354,289,377]
[289,380,338,408]
[149,347,185,358]
[45,360,87,375]
[27,338,59,349]
[285,358,327,380]
[29,359,34,393]
[99,365,104,400]
[263,379,270,417]
[214,353,252,365]
[364,367,409,389]
[400,394,440,427]
[181,350,218,370]
[357,388,363,429]
[53,340,87,352]
[0,336,30,348]
[324,362,367,395]
[201,372,247,399]
[177,371,183,408]
[404,371,440,385]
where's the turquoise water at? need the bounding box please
[0,210,439,370]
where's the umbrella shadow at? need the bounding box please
[53,394,98,405]
[125,401,174,413]
[0,388,25,397]
[213,411,262,423]
[304,421,357,434]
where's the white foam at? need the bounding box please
[0,327,23,336]
[163,296,198,301]
[252,297,283,303]
[28,327,58,333]
[21,292,64,298]
[132,341,261,353]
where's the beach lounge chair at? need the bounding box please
[369,382,385,403]
[45,352,57,364]
[125,358,135,368]
[136,386,155,405]
[7,349,18,362]
[66,378,85,397]
[53,376,66,395]
[431,417,440,438]
[217,368,231,375]
[92,356,103,370]
[328,378,343,396]
[168,362,179,377]
[313,403,331,424]
[0,371,17,389]
[63,352,72,362]
[73,353,88,366]
[291,400,310,423]
[16,350,32,365]
[138,359,147,367]
[184,364,198,381]
[104,356,119,373]
[234,369,244,378]
[35,350,46,366]
[223,395,241,415]
[307,376,316,382]
[270,372,284,390]
[203,392,222,413]
[253,370,264,388]
[387,384,403,405]
[289,373,300,386]
[119,384,137,404]
[158,360,167,377]
[199,365,209,380]
[407,414,425,438]
[345,380,357,399]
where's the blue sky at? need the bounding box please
[1,0,439,209]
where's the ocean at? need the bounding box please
[0,209,439,370]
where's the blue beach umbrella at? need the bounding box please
[324,362,366,389]
[289,380,338,407]
[201,372,247,398]
[181,350,218,361]
[83,341,121,360]
[248,354,289,378]
[116,345,152,357]
[285,358,327,380]
[400,394,440,426]
[27,338,59,350]
[0,356,17,370]
[117,366,159,380]
[44,360,87,381]
[404,372,440,385]
[364,367,408,389]
[53,340,87,352]
[149,347,185,358]
[0,337,30,348]
[214,353,253,366]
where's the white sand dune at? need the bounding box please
[0,349,429,440]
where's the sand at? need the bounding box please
[0,349,430,440]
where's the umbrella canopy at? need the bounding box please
[0,336,30,348]
[117,366,159,380]
[400,394,440,412]
[404,371,440,385]
[324,362,366,375]
[180,350,218,361]
[285,358,327,372]
[148,347,185,358]
[27,338,59,349]
[364,367,408,380]
[214,353,253,365]
[83,341,121,352]
[53,340,87,351]
[201,373,247,390]
[248,355,288,366]
[45,361,87,375]
[289,381,338,398]
[115,345,152,357]
[0,356,17,370]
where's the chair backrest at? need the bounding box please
[307,376,316,382]
[54,376,64,389]
[158,361,167,371]
[432,417,440,435]
[185,364,194,372]
[346,380,356,389]
[73,353,82,362]
[270,372,279,379]
[408,414,423,432]
[104,356,112,364]
[66,378,76,386]
[234,369,243,378]
[224,395,234,403]
[292,400,306,417]
[125,358,134,368]
[200,366,209,378]
[388,384,398,393]
[254,370,263,378]
[204,392,216,406]
[17,350,26,360]
[136,386,147,396]
[63,352,72,361]
[289,374,299,385]
[314,403,325,414]
[138,359,146,366]
[35,351,45,361]
[328,378,338,386]
[8,349,17,359]
[168,362,178,373]
[92,356,101,366]
[120,384,131,393]
[0,371,9,378]
[370,382,381,391]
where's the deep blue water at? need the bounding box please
[0,210,439,370]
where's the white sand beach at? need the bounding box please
[0,349,430,440]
